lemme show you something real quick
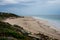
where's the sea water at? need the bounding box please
[33,15,60,29]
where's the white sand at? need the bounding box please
[4,17,60,40]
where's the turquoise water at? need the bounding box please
[38,15,60,21]
[33,15,60,29]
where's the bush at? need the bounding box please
[0,12,24,20]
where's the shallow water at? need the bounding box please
[33,15,60,29]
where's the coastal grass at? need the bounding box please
[0,12,58,40]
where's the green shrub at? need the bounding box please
[0,38,8,40]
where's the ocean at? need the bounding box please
[33,15,60,29]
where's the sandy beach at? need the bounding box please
[4,17,60,40]
[33,17,60,31]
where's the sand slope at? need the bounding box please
[4,17,60,40]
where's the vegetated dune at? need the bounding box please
[4,16,60,40]
[1,12,60,40]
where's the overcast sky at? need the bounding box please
[0,0,60,16]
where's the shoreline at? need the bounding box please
[32,16,60,31]
[4,16,60,39]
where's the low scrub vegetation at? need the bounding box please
[0,12,24,20]
[0,12,58,40]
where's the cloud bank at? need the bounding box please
[0,0,33,5]
[0,0,60,5]
[0,0,60,15]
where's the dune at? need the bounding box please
[4,17,60,40]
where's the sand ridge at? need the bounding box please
[4,17,60,40]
